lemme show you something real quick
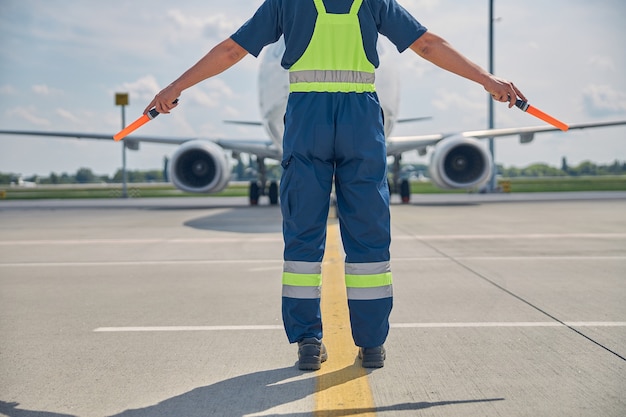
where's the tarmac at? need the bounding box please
[1,192,625,417]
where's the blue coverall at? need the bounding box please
[231,0,427,348]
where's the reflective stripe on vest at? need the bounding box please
[282,261,322,299]
[345,261,393,300]
[289,0,375,93]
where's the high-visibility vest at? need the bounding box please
[289,0,376,93]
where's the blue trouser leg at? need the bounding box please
[280,92,392,346]
[333,92,393,348]
[280,93,335,343]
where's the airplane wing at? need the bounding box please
[0,129,280,160]
[0,129,197,144]
[216,139,280,160]
[4,118,625,162]
[385,119,626,156]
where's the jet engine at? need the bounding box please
[169,140,231,194]
[428,136,492,190]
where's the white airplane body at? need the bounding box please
[2,38,626,204]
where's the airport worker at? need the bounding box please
[145,0,525,370]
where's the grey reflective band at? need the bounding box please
[345,261,391,275]
[283,261,322,274]
[347,285,393,300]
[283,285,321,299]
[289,70,375,85]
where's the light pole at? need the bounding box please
[487,0,497,192]
[115,92,129,198]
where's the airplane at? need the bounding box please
[1,37,626,205]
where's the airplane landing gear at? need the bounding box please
[249,180,279,206]
[248,156,279,206]
[249,181,260,205]
[400,179,410,203]
[269,181,279,205]
[390,155,411,204]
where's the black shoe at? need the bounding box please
[358,345,386,368]
[297,337,328,371]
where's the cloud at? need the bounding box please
[582,84,626,117]
[0,84,17,95]
[587,56,616,72]
[432,88,483,112]
[109,74,235,113]
[114,75,162,103]
[6,106,50,127]
[166,9,240,42]
[32,84,62,96]
[56,108,81,124]
[184,78,235,109]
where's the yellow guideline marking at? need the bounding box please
[314,223,376,416]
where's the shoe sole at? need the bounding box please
[298,346,328,371]
[298,361,322,371]
[361,359,385,368]
[359,349,385,368]
[298,354,328,370]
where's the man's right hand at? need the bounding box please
[144,84,181,115]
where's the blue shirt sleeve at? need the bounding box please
[230,0,283,58]
[230,0,319,68]
[371,0,427,53]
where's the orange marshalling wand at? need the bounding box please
[113,110,157,141]
[113,99,178,141]
[515,99,569,132]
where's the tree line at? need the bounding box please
[1,158,625,185]
[498,158,626,177]
[0,168,165,185]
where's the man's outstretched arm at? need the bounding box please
[145,38,248,114]
[409,32,526,107]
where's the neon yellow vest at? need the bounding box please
[289,0,376,93]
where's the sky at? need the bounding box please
[0,0,625,177]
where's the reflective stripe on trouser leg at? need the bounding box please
[345,261,393,348]
[282,261,323,343]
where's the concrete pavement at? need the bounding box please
[1,193,625,416]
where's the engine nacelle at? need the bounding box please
[429,136,492,190]
[169,140,231,194]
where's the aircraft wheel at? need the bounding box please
[400,179,411,204]
[249,181,260,205]
[269,181,279,205]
